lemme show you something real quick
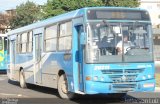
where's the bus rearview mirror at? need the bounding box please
[80,32,86,45]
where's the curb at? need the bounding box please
[155,87,160,92]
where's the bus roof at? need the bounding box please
[7,8,83,36]
[7,7,148,36]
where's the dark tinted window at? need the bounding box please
[4,37,7,51]
[87,9,150,21]
[7,39,10,55]
[0,37,3,50]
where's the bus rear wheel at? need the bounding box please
[58,74,75,99]
[19,70,27,88]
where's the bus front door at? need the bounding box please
[78,25,84,91]
[34,34,42,84]
[10,40,16,79]
[73,17,84,92]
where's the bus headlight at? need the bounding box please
[142,76,146,80]
[143,83,154,88]
[147,75,151,78]
[93,76,98,81]
[100,76,104,81]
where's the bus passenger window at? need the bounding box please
[59,21,72,51]
[21,33,28,53]
[28,31,33,52]
[16,35,21,53]
[45,25,57,51]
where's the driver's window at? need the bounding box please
[133,26,148,48]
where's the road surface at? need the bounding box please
[0,74,159,104]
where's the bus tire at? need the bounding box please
[58,74,75,99]
[19,70,27,89]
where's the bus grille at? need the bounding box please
[112,83,137,92]
[101,68,144,82]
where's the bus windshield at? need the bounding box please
[0,37,3,50]
[86,22,153,63]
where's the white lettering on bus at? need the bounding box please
[94,66,110,70]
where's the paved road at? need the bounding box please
[0,74,160,104]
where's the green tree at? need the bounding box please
[102,0,139,7]
[43,0,140,19]
[10,1,42,29]
[42,0,104,19]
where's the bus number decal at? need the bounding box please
[94,65,110,70]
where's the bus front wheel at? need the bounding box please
[19,70,27,88]
[58,74,75,99]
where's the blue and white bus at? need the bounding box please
[0,34,8,71]
[7,7,155,99]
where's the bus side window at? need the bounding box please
[59,21,72,51]
[45,25,57,52]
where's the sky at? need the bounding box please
[0,0,47,12]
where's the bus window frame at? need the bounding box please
[16,30,33,54]
[44,23,58,52]
[21,32,28,53]
[27,31,33,53]
[58,20,73,51]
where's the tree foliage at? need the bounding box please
[42,0,104,19]
[10,1,42,29]
[10,0,140,29]
[102,0,140,7]
[43,0,140,19]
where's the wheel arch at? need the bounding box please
[57,69,67,88]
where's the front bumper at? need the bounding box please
[85,79,155,94]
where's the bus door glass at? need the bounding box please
[34,33,42,84]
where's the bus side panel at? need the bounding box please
[41,53,60,88]
[40,51,73,89]
[15,53,34,83]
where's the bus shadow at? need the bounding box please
[8,79,19,86]
[71,94,126,104]
[8,80,60,97]
[25,84,135,104]
[27,84,60,97]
